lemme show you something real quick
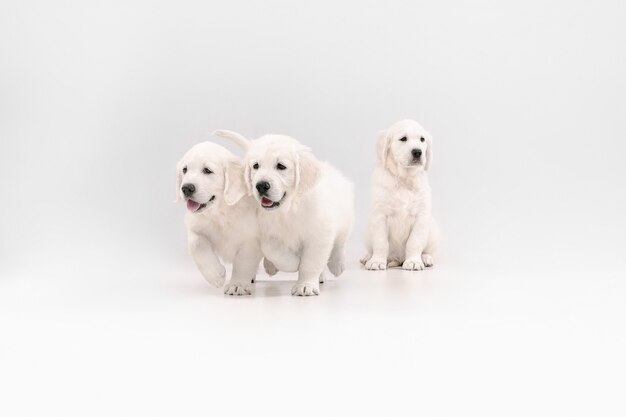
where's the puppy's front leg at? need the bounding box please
[188,232,225,287]
[224,244,263,296]
[403,216,430,271]
[292,241,333,296]
[365,215,389,270]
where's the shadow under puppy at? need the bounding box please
[176,141,262,295]
[214,130,354,296]
[361,119,439,271]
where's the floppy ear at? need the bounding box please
[223,159,246,205]
[424,132,433,171]
[174,163,183,203]
[376,129,390,167]
[295,149,321,195]
[243,160,252,196]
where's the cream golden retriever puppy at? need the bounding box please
[214,130,354,296]
[361,119,439,271]
[176,141,262,295]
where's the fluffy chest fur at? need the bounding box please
[371,167,431,255]
[260,211,302,247]
[256,206,325,272]
[255,181,342,271]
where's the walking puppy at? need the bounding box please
[361,119,438,270]
[176,142,262,295]
[214,130,354,296]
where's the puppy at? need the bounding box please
[214,130,354,296]
[361,119,439,271]
[176,141,262,295]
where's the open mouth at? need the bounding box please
[186,195,215,212]
[260,193,286,209]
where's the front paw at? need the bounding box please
[224,280,252,296]
[291,282,320,296]
[402,258,425,271]
[202,264,226,287]
[365,258,387,270]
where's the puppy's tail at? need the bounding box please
[212,129,250,151]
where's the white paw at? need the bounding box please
[402,258,425,271]
[263,258,278,276]
[319,271,326,284]
[291,282,320,296]
[360,253,371,265]
[365,258,387,270]
[327,259,345,276]
[202,264,226,287]
[422,254,434,267]
[223,280,252,296]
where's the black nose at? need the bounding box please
[181,183,195,197]
[412,149,422,158]
[256,181,271,195]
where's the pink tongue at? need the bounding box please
[187,200,201,211]
[261,197,274,207]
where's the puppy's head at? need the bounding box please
[243,134,320,211]
[377,119,433,173]
[175,142,245,214]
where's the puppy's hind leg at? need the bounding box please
[364,216,389,270]
[263,257,278,277]
[328,233,348,277]
[421,220,439,268]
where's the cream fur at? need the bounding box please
[361,119,439,271]
[176,141,262,295]
[214,131,355,296]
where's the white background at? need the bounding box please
[1,1,625,416]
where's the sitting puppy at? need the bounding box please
[176,142,262,295]
[361,119,439,271]
[214,130,354,296]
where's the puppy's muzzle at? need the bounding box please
[181,183,196,197]
[256,181,271,196]
[411,149,422,160]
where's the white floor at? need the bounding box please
[1,252,624,417]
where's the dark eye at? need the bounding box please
[253,163,259,170]
[399,136,407,142]
[202,167,213,175]
[276,163,286,170]
[420,137,425,142]
[182,167,187,174]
